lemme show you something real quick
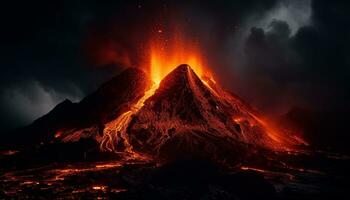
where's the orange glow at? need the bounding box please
[92,185,107,191]
[0,150,19,156]
[149,30,208,83]
[249,113,308,148]
[240,166,269,173]
[99,83,158,159]
[54,130,62,138]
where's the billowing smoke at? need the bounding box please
[227,0,350,115]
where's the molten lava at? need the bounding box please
[149,30,209,84]
[99,83,159,158]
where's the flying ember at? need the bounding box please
[149,30,209,84]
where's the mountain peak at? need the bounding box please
[171,64,192,73]
[158,64,196,86]
[147,64,207,109]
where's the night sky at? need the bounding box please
[0,0,349,133]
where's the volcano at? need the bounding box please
[5,64,304,162]
[126,65,299,161]
[5,65,348,200]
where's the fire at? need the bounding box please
[149,30,208,84]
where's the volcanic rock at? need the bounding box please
[127,64,288,161]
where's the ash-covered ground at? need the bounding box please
[0,148,349,200]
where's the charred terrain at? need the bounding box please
[0,65,349,199]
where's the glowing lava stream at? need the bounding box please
[99,83,159,156]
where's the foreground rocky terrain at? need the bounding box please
[0,148,349,199]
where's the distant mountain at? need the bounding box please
[3,68,151,149]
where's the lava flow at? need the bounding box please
[58,31,306,161]
[99,83,159,156]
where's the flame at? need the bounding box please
[149,30,208,83]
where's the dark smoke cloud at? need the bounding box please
[231,0,350,115]
[0,0,349,132]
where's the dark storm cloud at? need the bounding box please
[0,0,120,132]
[0,80,82,131]
[234,0,350,114]
[0,0,349,132]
